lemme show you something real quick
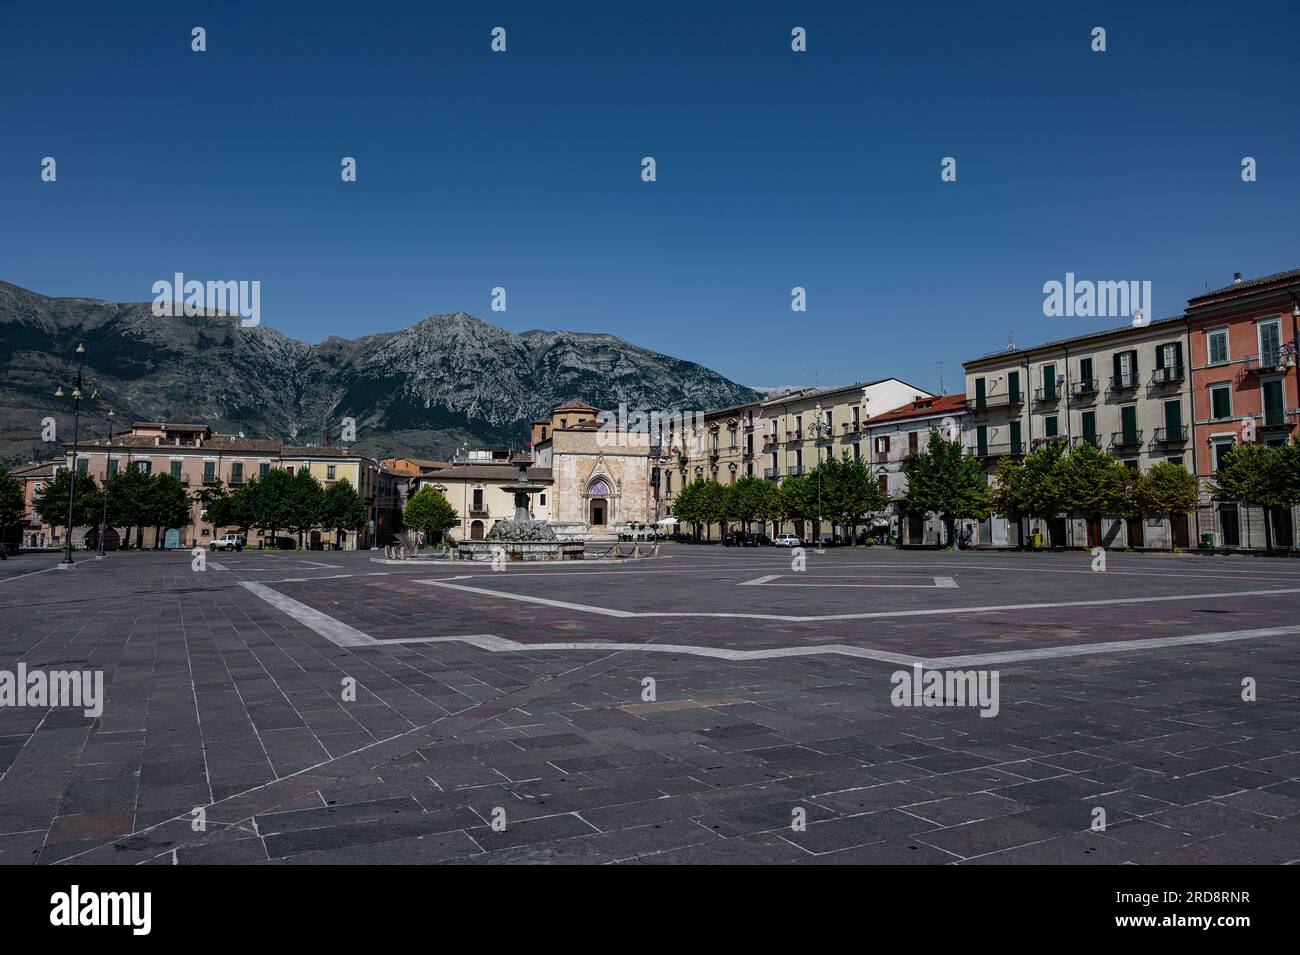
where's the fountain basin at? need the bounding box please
[457,540,586,561]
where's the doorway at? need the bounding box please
[1126,516,1144,548]
[590,499,607,526]
[470,520,484,540]
[1171,513,1190,549]
[1086,514,1102,548]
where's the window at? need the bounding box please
[230,462,243,484]
[1155,342,1183,382]
[665,473,672,493]
[539,493,546,505]
[327,465,336,480]
[976,425,988,457]
[1079,356,1094,385]
[1163,400,1183,438]
[472,488,484,512]
[203,461,216,483]
[1209,384,1232,421]
[1121,405,1138,443]
[259,462,270,478]
[1113,350,1138,388]
[794,449,803,470]
[1167,456,1184,468]
[1259,319,1282,365]
[729,427,736,448]
[974,377,987,410]
[875,435,890,456]
[908,431,919,453]
[170,461,182,479]
[1045,415,1058,438]
[878,475,888,495]
[134,460,151,475]
[1263,379,1285,427]
[1042,364,1057,399]
[76,458,88,473]
[1213,438,1235,471]
[107,459,118,478]
[1009,420,1022,454]
[852,442,861,460]
[1081,411,1097,446]
[1007,371,1021,403]
[852,406,861,430]
[1207,329,1229,365]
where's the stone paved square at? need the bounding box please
[1,544,1298,865]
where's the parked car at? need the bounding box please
[773,534,803,548]
[726,531,770,547]
[0,542,8,560]
[747,533,772,547]
[210,534,245,552]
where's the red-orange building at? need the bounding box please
[1187,268,1300,547]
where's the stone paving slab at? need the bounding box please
[0,548,1297,864]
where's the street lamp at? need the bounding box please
[96,408,115,558]
[808,403,830,549]
[54,342,95,568]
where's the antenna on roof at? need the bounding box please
[1006,330,1016,351]
[936,361,945,393]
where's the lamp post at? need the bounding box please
[808,403,829,549]
[54,342,95,568]
[96,408,115,558]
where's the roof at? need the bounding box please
[416,464,553,482]
[131,422,211,432]
[866,394,968,425]
[1188,267,1300,306]
[9,460,59,478]
[759,378,928,407]
[64,435,370,458]
[550,400,600,414]
[963,314,1186,369]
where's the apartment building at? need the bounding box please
[964,316,1193,548]
[658,401,760,511]
[1187,268,1300,549]
[865,394,971,545]
[8,460,60,548]
[60,422,381,549]
[411,462,554,542]
[758,379,931,483]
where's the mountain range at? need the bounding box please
[0,281,761,466]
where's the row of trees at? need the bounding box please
[671,456,890,541]
[204,469,369,547]
[0,463,370,549]
[666,429,1251,548]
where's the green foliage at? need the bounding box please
[812,452,888,540]
[902,429,989,532]
[34,467,101,530]
[252,468,297,536]
[403,485,459,540]
[0,465,24,533]
[145,473,193,538]
[321,478,368,537]
[775,473,817,524]
[1138,461,1198,518]
[287,469,325,541]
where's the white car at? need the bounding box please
[210,534,245,552]
[773,534,803,548]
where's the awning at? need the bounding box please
[656,517,679,526]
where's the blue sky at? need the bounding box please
[2,0,1297,394]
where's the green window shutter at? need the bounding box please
[1164,400,1182,435]
[1008,371,1020,402]
[1264,379,1284,425]
[1155,346,1165,370]
[1211,386,1230,420]
[1121,405,1138,441]
[975,377,986,410]
[1009,420,1022,454]
[1082,411,1097,445]
[976,425,988,457]
[1174,341,1183,371]
[1045,416,1058,437]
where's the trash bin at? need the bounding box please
[1200,533,1215,549]
[1030,532,1042,549]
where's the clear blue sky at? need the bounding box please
[3,1,1297,394]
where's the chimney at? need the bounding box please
[1234,272,1243,284]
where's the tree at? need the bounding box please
[253,468,297,542]
[1138,461,1199,549]
[815,452,887,544]
[988,456,1028,545]
[107,465,152,549]
[1058,441,1118,519]
[144,473,193,547]
[671,478,702,539]
[33,468,101,545]
[403,485,459,544]
[696,480,726,541]
[0,465,24,543]
[287,469,325,547]
[1017,440,1070,546]
[901,428,989,546]
[750,478,781,537]
[321,478,368,548]
[776,473,817,538]
[1210,442,1289,551]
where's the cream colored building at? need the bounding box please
[411,462,553,541]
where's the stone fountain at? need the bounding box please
[456,454,585,562]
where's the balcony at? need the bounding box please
[1109,374,1140,392]
[1259,408,1296,431]
[1033,386,1061,404]
[972,391,1024,412]
[1153,425,1189,444]
[1150,365,1185,386]
[1030,435,1067,449]
[1071,434,1101,448]
[763,433,779,445]
[763,467,779,479]
[785,430,802,443]
[1071,378,1099,398]
[1110,430,1144,450]
[787,465,806,476]
[974,442,1021,459]
[1244,351,1291,375]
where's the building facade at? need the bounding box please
[1187,268,1300,549]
